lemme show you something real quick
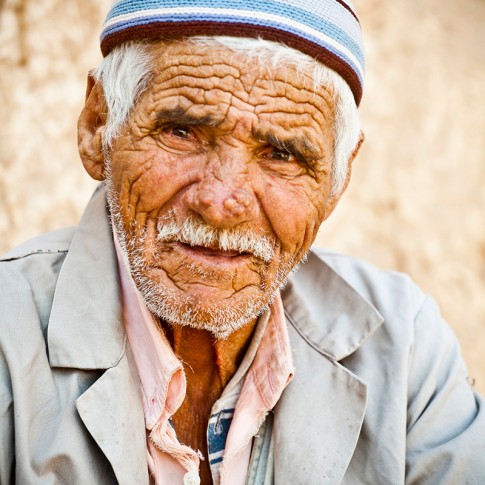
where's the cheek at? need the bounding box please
[111,141,201,216]
[257,177,326,254]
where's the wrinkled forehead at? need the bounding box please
[140,41,335,131]
[151,40,319,88]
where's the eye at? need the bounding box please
[262,147,296,163]
[167,126,193,140]
[269,149,292,162]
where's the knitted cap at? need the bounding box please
[100,0,365,105]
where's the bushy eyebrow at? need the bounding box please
[254,130,321,162]
[155,107,322,161]
[155,107,221,127]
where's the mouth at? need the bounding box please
[155,215,276,263]
[176,242,252,259]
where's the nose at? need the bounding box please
[184,158,259,229]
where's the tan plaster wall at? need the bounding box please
[1,0,484,394]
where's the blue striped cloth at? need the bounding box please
[100,0,365,104]
[207,408,235,469]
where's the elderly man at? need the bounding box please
[1,0,484,484]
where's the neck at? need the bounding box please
[161,320,258,484]
[163,320,258,389]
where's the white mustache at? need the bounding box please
[156,214,275,263]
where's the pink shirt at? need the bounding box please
[114,233,294,485]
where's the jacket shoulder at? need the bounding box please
[1,226,75,262]
[0,227,75,335]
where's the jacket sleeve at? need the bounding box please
[0,338,14,484]
[405,297,485,484]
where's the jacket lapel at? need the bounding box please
[76,345,149,485]
[47,186,148,483]
[48,186,124,369]
[275,251,384,484]
[273,324,368,484]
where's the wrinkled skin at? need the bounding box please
[80,42,349,330]
[78,41,360,483]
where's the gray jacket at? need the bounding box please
[1,187,484,484]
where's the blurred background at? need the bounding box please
[0,0,484,394]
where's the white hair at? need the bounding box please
[91,41,153,150]
[92,37,361,194]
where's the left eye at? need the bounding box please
[268,149,293,162]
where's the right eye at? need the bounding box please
[166,126,193,140]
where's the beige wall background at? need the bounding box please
[1,0,484,394]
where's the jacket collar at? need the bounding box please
[48,185,125,369]
[282,250,384,362]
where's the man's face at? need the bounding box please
[105,41,340,338]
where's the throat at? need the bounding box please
[163,320,258,390]
[160,320,257,483]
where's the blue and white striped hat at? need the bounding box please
[100,0,365,105]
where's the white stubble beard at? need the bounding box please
[104,161,305,339]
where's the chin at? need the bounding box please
[133,269,274,340]
[127,244,303,339]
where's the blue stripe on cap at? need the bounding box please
[101,11,364,71]
[100,0,365,104]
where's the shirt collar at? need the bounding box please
[113,230,185,429]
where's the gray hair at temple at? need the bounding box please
[92,37,361,195]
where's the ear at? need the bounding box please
[323,131,365,219]
[77,72,108,181]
